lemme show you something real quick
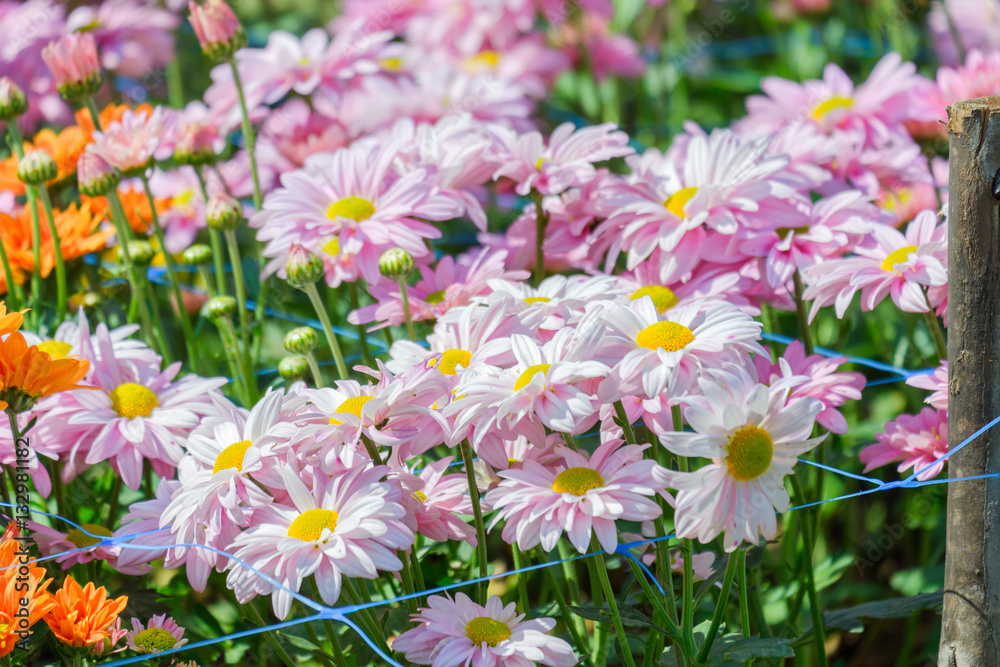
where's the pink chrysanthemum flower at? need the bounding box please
[591,298,764,400]
[485,439,668,554]
[860,407,948,481]
[661,369,826,552]
[46,323,227,489]
[392,593,577,667]
[491,121,633,195]
[41,33,101,97]
[28,521,118,569]
[907,361,947,411]
[593,130,792,271]
[91,617,127,657]
[225,464,414,619]
[753,341,866,434]
[937,49,1000,107]
[351,248,529,330]
[66,0,178,79]
[484,273,624,335]
[802,209,947,321]
[90,106,176,176]
[252,139,462,286]
[448,326,610,446]
[125,614,188,655]
[110,480,181,577]
[398,457,476,544]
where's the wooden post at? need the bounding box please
[940,96,1000,667]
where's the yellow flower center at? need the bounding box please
[438,349,472,375]
[535,157,546,171]
[725,425,774,481]
[514,363,552,391]
[329,395,375,425]
[664,186,698,218]
[425,289,446,305]
[379,57,403,71]
[287,508,339,541]
[465,50,500,69]
[552,467,605,495]
[322,237,341,257]
[109,383,159,419]
[635,321,695,352]
[523,296,550,305]
[811,96,854,121]
[326,197,375,222]
[630,286,679,314]
[35,340,72,359]
[464,616,511,647]
[133,628,177,653]
[881,245,917,272]
[413,490,427,502]
[64,524,112,549]
[213,440,253,475]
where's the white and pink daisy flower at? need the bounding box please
[448,326,610,446]
[802,209,947,320]
[90,106,176,175]
[392,593,577,667]
[28,521,118,569]
[661,368,827,552]
[591,298,764,401]
[860,407,948,481]
[110,480,180,577]
[252,139,462,287]
[225,464,414,619]
[491,121,632,196]
[125,614,188,654]
[907,361,948,411]
[398,457,476,544]
[485,439,668,554]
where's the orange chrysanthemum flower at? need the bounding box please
[0,331,90,413]
[42,576,128,649]
[0,202,113,287]
[83,185,169,236]
[0,524,56,658]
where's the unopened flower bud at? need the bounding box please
[283,326,319,354]
[0,78,28,122]
[127,240,156,267]
[17,149,57,185]
[278,354,310,381]
[77,148,120,197]
[379,247,415,281]
[188,0,247,63]
[203,295,237,320]
[174,121,219,166]
[182,243,213,266]
[285,243,324,287]
[205,192,242,230]
[42,33,102,102]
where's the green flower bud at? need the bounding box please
[17,149,57,185]
[379,247,415,281]
[182,243,213,266]
[127,240,156,267]
[203,295,237,320]
[285,243,324,287]
[283,326,319,354]
[278,354,310,381]
[0,78,28,122]
[205,192,242,231]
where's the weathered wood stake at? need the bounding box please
[940,96,1000,667]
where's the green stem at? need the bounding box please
[106,476,123,529]
[922,306,948,362]
[303,350,324,388]
[539,552,592,662]
[303,283,348,380]
[194,168,229,296]
[35,186,66,321]
[408,545,427,609]
[229,60,262,211]
[532,191,548,287]
[592,544,638,667]
[309,581,347,667]
[85,97,103,132]
[398,278,417,342]
[197,265,217,299]
[586,553,609,666]
[217,316,253,406]
[738,550,752,667]
[139,174,200,368]
[27,195,43,311]
[246,600,297,667]
[50,459,68,523]
[397,550,420,616]
[624,554,680,636]
[459,439,489,606]
[792,270,814,355]
[139,266,174,364]
[613,400,637,445]
[694,551,740,662]
[105,193,155,344]
[2,412,20,510]
[1,126,26,310]
[790,474,828,667]
[223,227,254,397]
[512,543,531,614]
[748,566,771,639]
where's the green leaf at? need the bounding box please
[813,553,855,591]
[283,634,323,653]
[820,591,944,632]
[890,566,945,596]
[705,634,796,664]
[568,604,671,635]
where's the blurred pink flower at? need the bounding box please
[860,407,948,481]
[66,0,179,78]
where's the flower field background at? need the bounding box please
[0,0,990,665]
